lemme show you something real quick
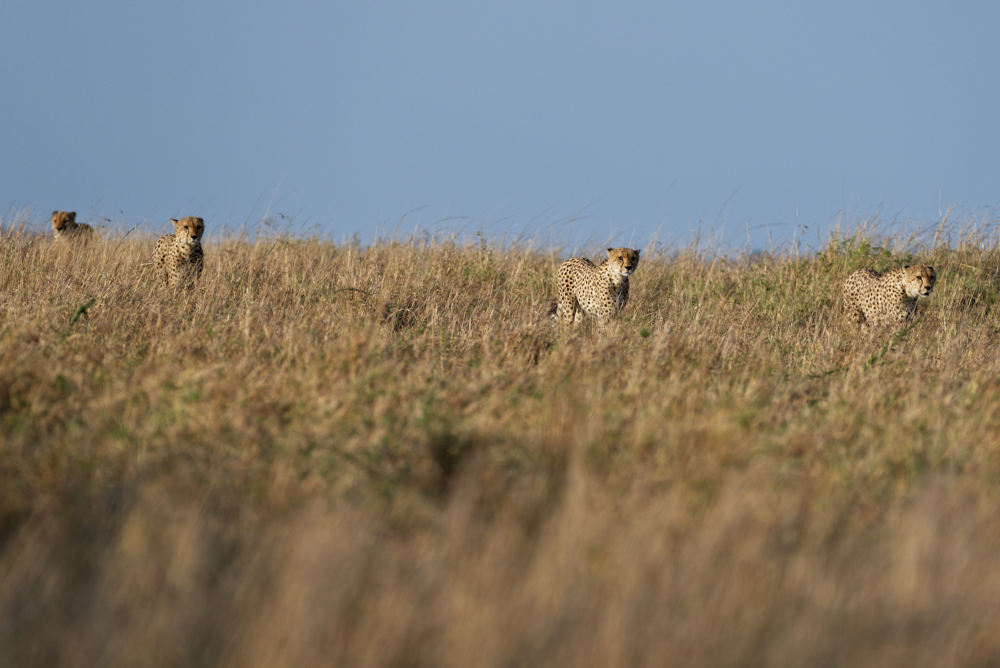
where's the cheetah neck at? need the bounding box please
[173,236,202,259]
[600,263,629,287]
[893,278,916,302]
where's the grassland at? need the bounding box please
[3,219,1000,666]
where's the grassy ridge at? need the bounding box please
[3,222,1000,665]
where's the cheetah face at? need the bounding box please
[606,247,640,277]
[171,217,205,246]
[902,265,936,298]
[51,211,76,232]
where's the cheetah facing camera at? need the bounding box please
[843,265,936,327]
[154,217,205,288]
[51,211,94,242]
[554,247,640,328]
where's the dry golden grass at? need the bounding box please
[3,219,1000,666]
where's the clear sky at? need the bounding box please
[2,0,997,250]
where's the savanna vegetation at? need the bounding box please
[2,216,1000,666]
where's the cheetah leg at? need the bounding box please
[556,294,578,328]
[843,298,865,326]
[594,295,615,329]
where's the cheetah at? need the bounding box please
[154,217,205,288]
[553,247,640,328]
[842,265,936,327]
[51,211,94,242]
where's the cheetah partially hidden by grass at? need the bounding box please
[843,265,936,327]
[154,217,204,288]
[51,211,94,242]
[553,247,640,328]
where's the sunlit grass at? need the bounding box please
[3,219,1000,665]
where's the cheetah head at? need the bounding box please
[902,265,936,298]
[171,217,205,246]
[606,247,640,277]
[51,211,76,232]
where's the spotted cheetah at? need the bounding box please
[51,211,94,242]
[843,265,936,327]
[154,217,204,288]
[553,247,640,328]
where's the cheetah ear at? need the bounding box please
[607,247,615,255]
[170,218,179,224]
[69,212,76,220]
[635,249,640,257]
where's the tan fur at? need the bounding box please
[50,211,94,242]
[154,217,205,288]
[843,265,936,327]
[554,247,640,328]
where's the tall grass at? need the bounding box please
[3,219,1000,666]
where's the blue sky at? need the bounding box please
[1,1,997,250]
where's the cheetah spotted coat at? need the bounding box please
[842,265,936,327]
[154,217,205,288]
[554,247,640,328]
[51,211,94,242]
